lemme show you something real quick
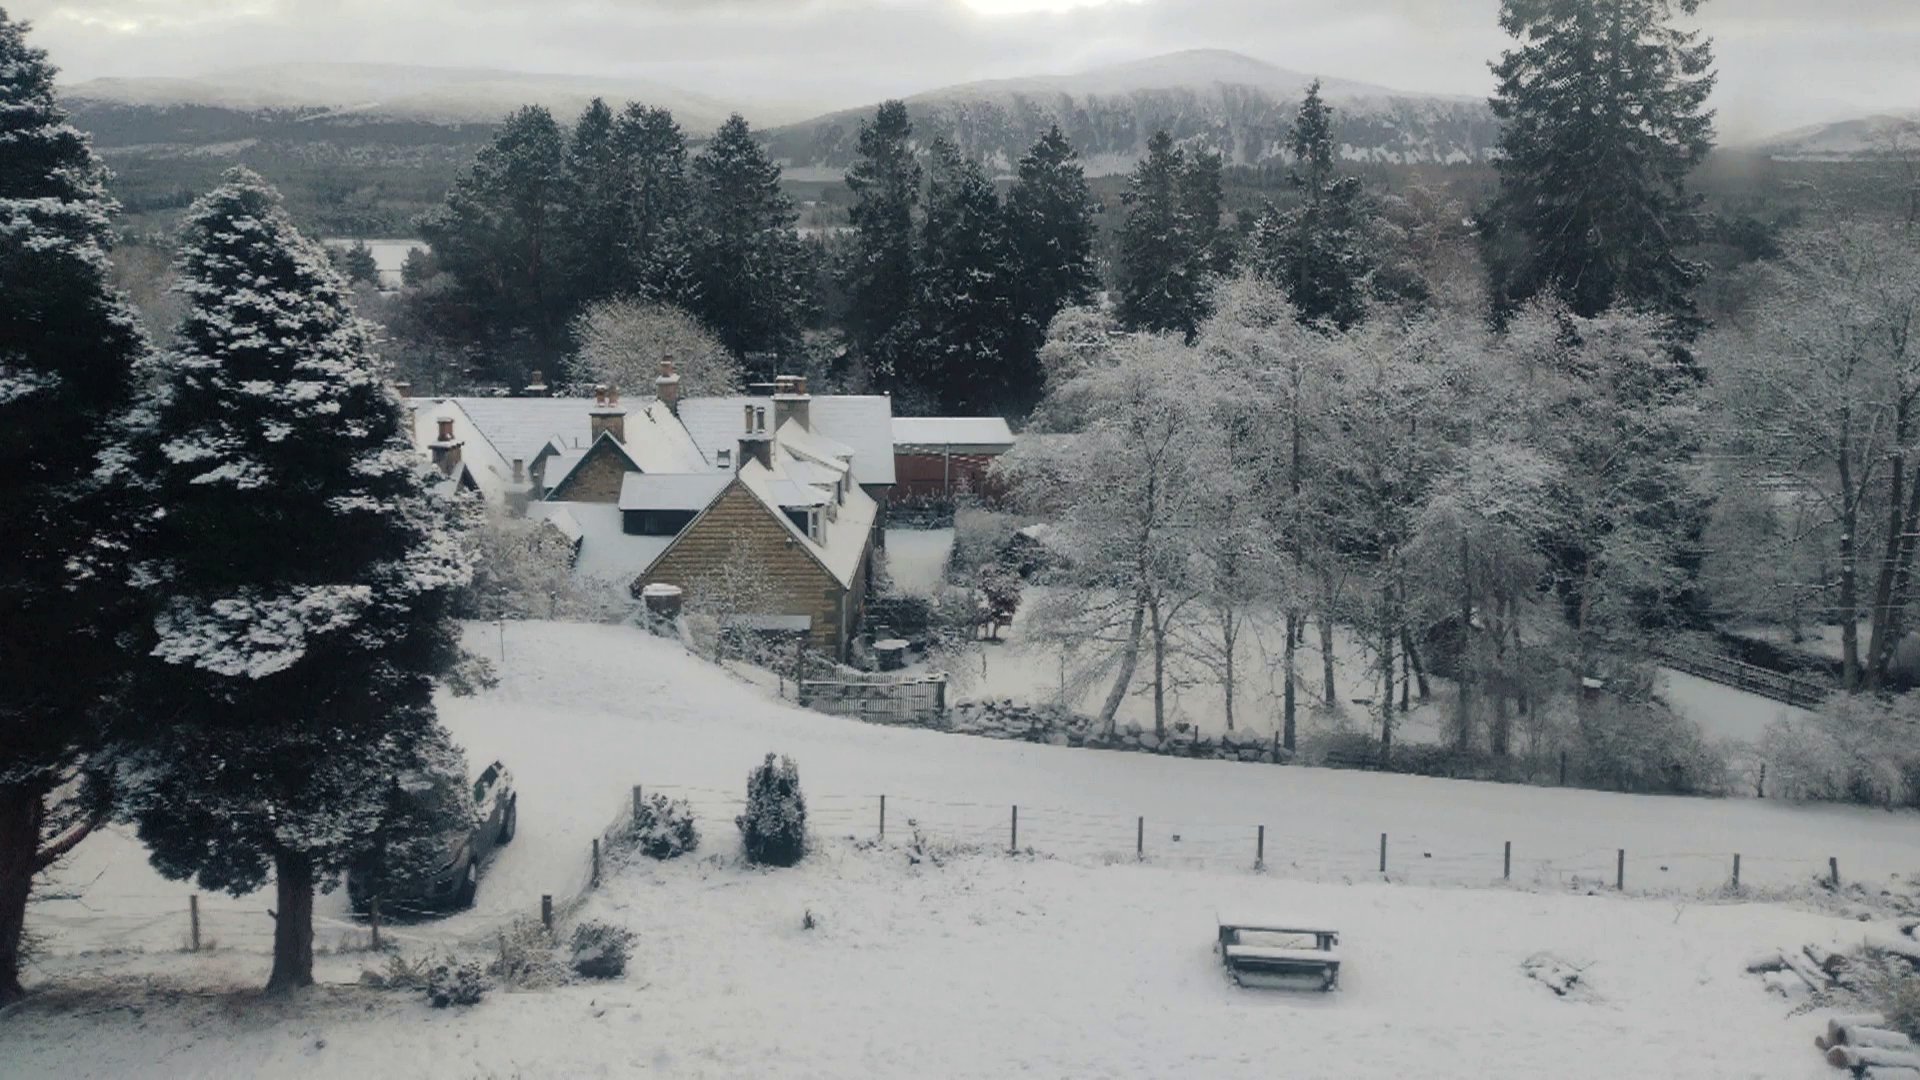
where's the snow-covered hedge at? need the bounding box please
[737,754,807,867]
[628,793,699,860]
[1762,695,1920,808]
[569,921,635,980]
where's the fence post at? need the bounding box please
[1504,841,1511,882]
[1379,833,1387,874]
[1757,763,1766,799]
[879,794,886,839]
[632,785,644,826]
[1559,750,1568,786]
[189,894,200,952]
[541,894,553,932]
[1732,853,1741,889]
[592,837,602,888]
[1136,816,1144,860]
[1830,857,1841,888]
[1009,805,1018,854]
[1256,825,1265,869]
[1616,849,1625,891]
[370,897,382,951]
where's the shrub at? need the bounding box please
[630,793,699,860]
[488,916,568,989]
[737,753,807,866]
[425,957,487,1007]
[569,921,635,979]
[382,951,433,989]
[1762,694,1920,807]
[1572,696,1728,796]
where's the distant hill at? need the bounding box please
[61,62,802,137]
[761,49,1502,178]
[1750,112,1920,161]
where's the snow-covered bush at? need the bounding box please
[569,921,635,980]
[949,507,1020,580]
[737,754,807,866]
[629,793,699,860]
[489,917,568,989]
[1761,694,1920,808]
[459,511,628,623]
[425,957,487,1007]
[1573,696,1728,796]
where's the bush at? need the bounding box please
[1572,696,1728,796]
[425,957,487,1007]
[737,753,807,866]
[949,507,1020,580]
[488,916,568,989]
[1762,694,1920,807]
[630,793,699,860]
[569,921,635,980]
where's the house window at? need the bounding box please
[755,407,767,433]
[809,509,823,542]
[717,449,732,469]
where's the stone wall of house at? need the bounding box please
[549,444,629,503]
[642,481,856,657]
[945,701,1295,764]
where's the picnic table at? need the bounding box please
[1216,914,1341,991]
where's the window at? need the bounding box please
[755,407,767,433]
[717,449,732,469]
[809,508,824,542]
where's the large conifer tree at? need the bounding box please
[907,140,1022,413]
[690,115,811,366]
[1484,0,1716,321]
[1116,131,1223,339]
[612,104,698,308]
[1251,81,1375,329]
[559,98,625,309]
[118,169,470,993]
[0,7,150,1005]
[1005,125,1098,389]
[842,101,922,390]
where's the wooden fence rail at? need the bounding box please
[1654,646,1831,710]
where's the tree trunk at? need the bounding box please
[266,849,316,994]
[1148,592,1167,737]
[0,780,47,1006]
[1099,593,1148,735]
[1457,535,1473,751]
[1282,609,1299,750]
[1866,406,1910,687]
[1402,628,1429,699]
[1222,611,1237,732]
[1319,613,1338,710]
[1379,585,1395,767]
[1839,440,1863,690]
[1871,458,1920,687]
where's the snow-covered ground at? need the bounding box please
[881,526,954,595]
[13,620,1915,1078]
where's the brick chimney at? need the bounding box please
[655,355,682,415]
[525,370,550,397]
[737,401,771,470]
[589,384,626,444]
[393,380,413,399]
[511,458,525,483]
[772,373,810,431]
[429,415,463,475]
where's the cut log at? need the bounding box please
[1805,943,1852,975]
[1869,935,1920,965]
[1816,1033,1831,1050]
[1862,1067,1920,1080]
[1746,951,1787,973]
[1835,1025,1916,1051]
[1829,1045,1920,1070]
[1783,952,1831,989]
[1835,1013,1893,1033]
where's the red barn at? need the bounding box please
[890,417,1015,506]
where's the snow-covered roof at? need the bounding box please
[618,472,732,513]
[776,419,856,473]
[892,416,1015,450]
[735,457,877,588]
[406,396,707,502]
[526,502,674,583]
[543,431,644,499]
[537,506,584,546]
[678,396,896,486]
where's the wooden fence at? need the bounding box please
[1655,646,1831,710]
[799,674,948,726]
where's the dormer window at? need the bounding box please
[755,407,767,433]
[808,508,823,542]
[717,449,732,470]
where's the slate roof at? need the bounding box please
[618,472,733,513]
[892,416,1015,449]
[678,395,896,486]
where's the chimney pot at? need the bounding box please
[436,417,455,442]
[511,458,525,483]
[394,380,413,399]
[655,355,681,415]
[526,370,548,397]
[589,384,627,444]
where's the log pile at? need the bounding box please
[1749,944,1860,997]
[1812,1013,1920,1078]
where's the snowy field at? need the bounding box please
[11,620,1914,1078]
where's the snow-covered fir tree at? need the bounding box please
[0,7,152,1006]
[116,168,472,993]
[690,114,811,366]
[906,139,1023,414]
[1004,125,1099,393]
[1116,132,1225,340]
[1250,82,1376,330]
[842,100,922,391]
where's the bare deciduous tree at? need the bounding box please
[572,296,743,398]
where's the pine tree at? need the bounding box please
[1250,81,1375,329]
[612,104,698,306]
[842,101,922,391]
[340,240,381,287]
[1005,126,1098,391]
[690,115,810,366]
[1116,131,1223,339]
[907,140,1022,413]
[559,98,625,308]
[1484,0,1717,322]
[0,8,151,1005]
[419,105,569,381]
[118,168,471,994]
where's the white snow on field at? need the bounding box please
[13,620,1917,1079]
[882,526,954,594]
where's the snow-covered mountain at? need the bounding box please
[762,49,1501,177]
[60,62,805,135]
[1750,112,1920,161]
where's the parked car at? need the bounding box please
[348,760,517,915]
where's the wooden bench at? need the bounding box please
[1217,917,1341,990]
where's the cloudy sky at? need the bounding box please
[13,0,1919,140]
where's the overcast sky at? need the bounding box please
[13,0,1919,140]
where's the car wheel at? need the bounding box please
[498,798,517,845]
[455,862,478,909]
